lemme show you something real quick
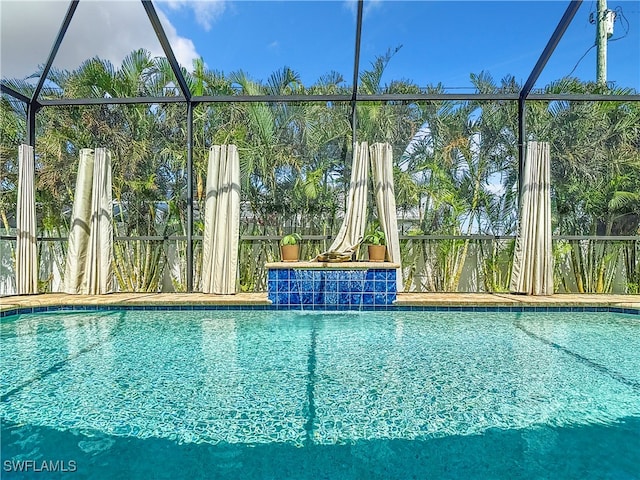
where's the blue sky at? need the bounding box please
[1,1,638,91]
[157,0,639,91]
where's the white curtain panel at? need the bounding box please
[510,141,553,295]
[202,145,241,294]
[370,142,403,292]
[64,149,94,294]
[323,141,370,256]
[64,148,113,294]
[85,148,113,295]
[16,144,37,294]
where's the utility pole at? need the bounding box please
[596,0,611,85]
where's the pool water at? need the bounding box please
[1,309,639,479]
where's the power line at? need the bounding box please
[609,6,630,41]
[566,43,596,78]
[567,3,631,80]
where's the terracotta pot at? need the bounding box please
[367,244,386,262]
[280,244,300,262]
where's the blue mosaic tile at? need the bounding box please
[350,293,363,305]
[280,269,291,280]
[294,272,308,286]
[276,292,289,304]
[3,301,637,316]
[325,291,338,305]
[356,305,372,311]
[374,292,387,305]
[373,270,387,282]
[289,292,300,305]
[363,293,375,305]
[325,270,338,282]
[363,280,374,293]
[338,292,351,305]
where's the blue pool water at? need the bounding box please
[1,309,639,479]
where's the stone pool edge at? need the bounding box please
[1,293,638,317]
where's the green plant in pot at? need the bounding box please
[363,225,386,262]
[280,233,302,262]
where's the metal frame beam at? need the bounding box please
[39,96,186,107]
[528,93,640,102]
[27,103,38,147]
[520,0,583,100]
[35,92,640,108]
[517,97,525,210]
[350,0,364,150]
[0,84,33,104]
[32,0,79,102]
[518,0,582,210]
[186,102,194,292]
[141,0,193,288]
[1,85,40,149]
[141,0,191,101]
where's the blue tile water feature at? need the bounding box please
[267,268,397,308]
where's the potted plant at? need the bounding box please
[363,225,386,262]
[280,233,302,262]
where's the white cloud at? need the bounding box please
[0,0,200,80]
[192,1,226,31]
[343,0,358,16]
[157,9,200,70]
[156,0,227,32]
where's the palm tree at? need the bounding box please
[2,47,637,294]
[529,79,640,292]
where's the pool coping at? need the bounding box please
[1,292,638,317]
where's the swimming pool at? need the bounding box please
[1,308,639,479]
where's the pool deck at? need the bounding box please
[1,292,638,313]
